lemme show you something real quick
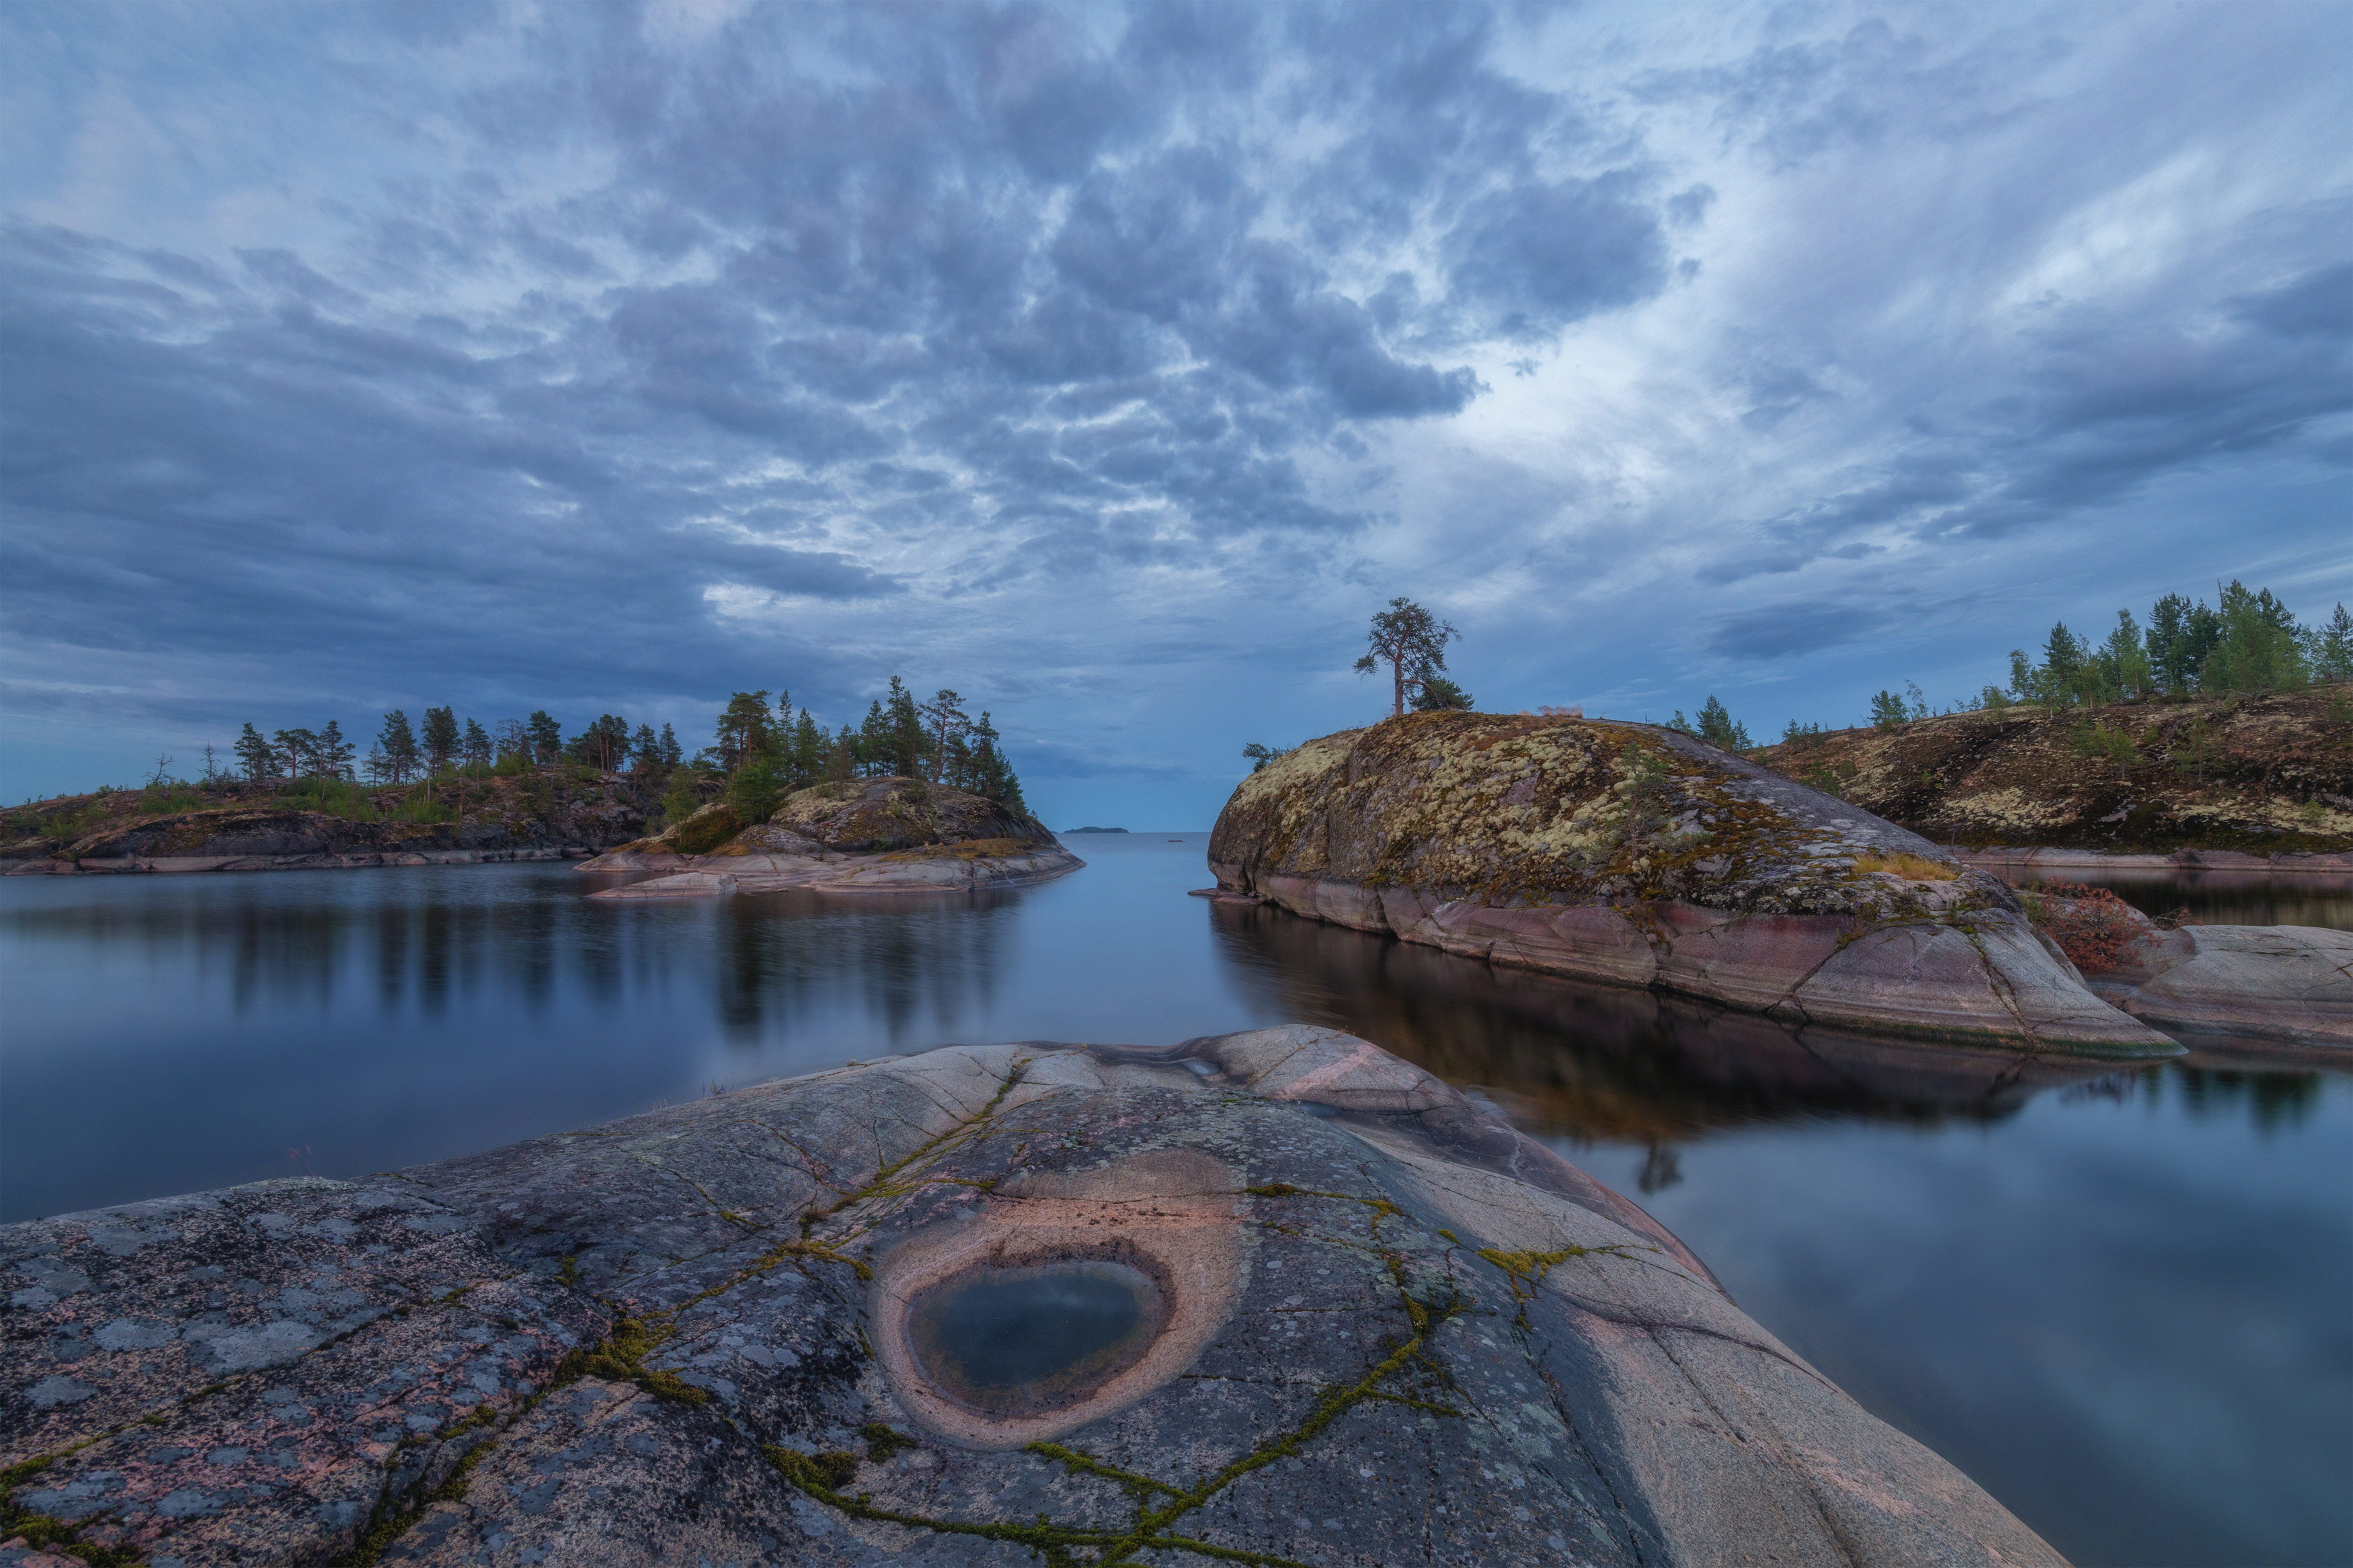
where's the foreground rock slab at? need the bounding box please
[1212,713,2180,1057]
[2,1030,2063,1567]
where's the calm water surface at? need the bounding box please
[3,837,2347,1567]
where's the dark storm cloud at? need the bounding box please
[1447,174,1674,340]
[1708,601,1890,659]
[2,0,2345,817]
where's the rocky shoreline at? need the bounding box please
[5,844,596,876]
[0,1029,2065,1567]
[1207,713,2350,1055]
[3,775,656,879]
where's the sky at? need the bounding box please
[3,1,2348,829]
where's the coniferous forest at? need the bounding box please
[8,679,1026,837]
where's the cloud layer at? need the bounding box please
[3,1,2348,822]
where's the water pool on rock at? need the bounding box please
[904,1257,1166,1415]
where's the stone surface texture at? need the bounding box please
[2036,897,2353,1050]
[1209,714,2178,1057]
[581,778,1082,898]
[1,1030,2064,1568]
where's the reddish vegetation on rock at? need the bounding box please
[2025,882,2147,972]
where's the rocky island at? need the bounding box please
[1,1028,2064,1567]
[579,778,1081,897]
[1207,712,2349,1053]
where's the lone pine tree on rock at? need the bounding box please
[1354,595,1460,718]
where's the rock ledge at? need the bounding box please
[2,1031,2063,1567]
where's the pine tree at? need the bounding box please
[713,692,772,772]
[885,677,926,778]
[571,714,630,772]
[857,700,889,776]
[1353,597,1460,717]
[967,712,1024,811]
[274,728,317,781]
[377,711,420,784]
[2317,603,2353,682]
[461,718,493,771]
[235,723,280,783]
[1410,675,1474,712]
[788,710,825,787]
[1696,695,1751,749]
[2202,580,2306,693]
[2039,622,2086,704]
[918,690,970,783]
[526,711,563,766]
[659,724,682,768]
[629,724,663,772]
[420,707,459,774]
[316,720,356,780]
[2147,593,2195,692]
[2091,610,2152,702]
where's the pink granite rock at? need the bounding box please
[1209,713,2182,1057]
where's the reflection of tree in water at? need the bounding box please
[4,874,583,1020]
[2159,1063,2323,1134]
[1207,901,2132,1148]
[709,889,1019,1046]
[5,874,1032,1053]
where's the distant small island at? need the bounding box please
[1063,825,1127,833]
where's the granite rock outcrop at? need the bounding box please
[581,778,1081,897]
[1,1030,2065,1567]
[1208,713,2182,1056]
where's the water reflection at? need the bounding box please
[1983,864,2353,930]
[1206,898,2132,1146]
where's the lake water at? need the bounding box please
[3,836,2347,1567]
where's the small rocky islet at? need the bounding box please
[577,777,1082,897]
[1,1030,2067,1567]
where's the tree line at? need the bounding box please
[213,677,1025,817]
[1671,580,2353,752]
[229,710,683,786]
[1995,581,2349,710]
[703,678,1025,820]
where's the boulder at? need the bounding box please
[1209,714,2179,1057]
[2089,923,2353,1050]
[0,1031,2063,1567]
